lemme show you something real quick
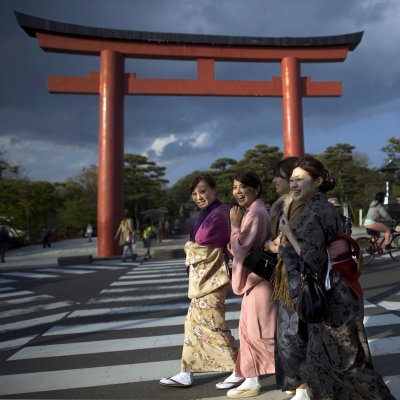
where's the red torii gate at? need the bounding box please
[15,12,363,257]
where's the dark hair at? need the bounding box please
[273,156,300,180]
[374,192,385,205]
[295,157,336,193]
[189,173,217,193]
[233,171,263,198]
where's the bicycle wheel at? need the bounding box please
[389,235,400,262]
[356,237,375,266]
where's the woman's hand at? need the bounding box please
[230,206,244,229]
[264,239,279,253]
[226,242,233,256]
[279,214,291,237]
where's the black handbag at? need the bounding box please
[242,248,277,281]
[296,272,329,323]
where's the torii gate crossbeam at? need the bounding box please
[15,11,363,257]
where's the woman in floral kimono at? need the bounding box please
[160,174,237,387]
[218,171,277,399]
[279,157,395,400]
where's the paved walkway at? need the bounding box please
[2,227,366,270]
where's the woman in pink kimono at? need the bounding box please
[218,171,277,399]
[160,174,237,388]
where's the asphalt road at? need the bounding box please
[0,237,399,399]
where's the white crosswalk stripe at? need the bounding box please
[0,258,399,398]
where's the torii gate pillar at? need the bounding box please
[282,57,304,157]
[98,50,124,256]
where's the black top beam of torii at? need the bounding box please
[15,11,363,54]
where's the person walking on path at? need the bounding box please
[279,157,395,400]
[160,174,237,388]
[264,157,309,399]
[142,218,156,260]
[85,223,94,242]
[114,211,136,262]
[0,225,10,263]
[219,171,277,399]
[41,227,51,248]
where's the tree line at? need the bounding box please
[0,137,399,246]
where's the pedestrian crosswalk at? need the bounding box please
[0,259,399,398]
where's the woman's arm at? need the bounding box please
[279,214,301,255]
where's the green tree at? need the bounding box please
[0,179,62,241]
[318,144,383,222]
[380,137,400,161]
[0,150,20,180]
[57,165,98,234]
[123,154,169,224]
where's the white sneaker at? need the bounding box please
[291,387,311,400]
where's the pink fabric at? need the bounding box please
[235,280,277,377]
[230,198,277,377]
[230,198,270,294]
[194,203,230,248]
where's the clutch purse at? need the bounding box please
[242,248,277,281]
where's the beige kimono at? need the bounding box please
[181,241,237,372]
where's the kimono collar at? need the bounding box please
[190,199,222,242]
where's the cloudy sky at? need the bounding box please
[1,0,399,186]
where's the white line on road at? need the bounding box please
[0,335,37,352]
[73,265,130,270]
[9,328,239,360]
[0,360,184,395]
[0,294,54,306]
[0,278,16,284]
[87,292,188,304]
[378,301,400,311]
[0,301,76,319]
[121,272,186,279]
[0,312,69,333]
[368,336,400,356]
[110,277,187,285]
[2,272,58,279]
[46,310,241,336]
[100,284,188,293]
[364,314,400,327]
[0,290,34,299]
[37,268,95,275]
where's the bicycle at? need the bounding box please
[356,218,400,265]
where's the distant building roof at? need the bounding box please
[15,11,363,51]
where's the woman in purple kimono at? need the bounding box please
[160,174,237,388]
[218,171,277,399]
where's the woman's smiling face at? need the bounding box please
[191,180,217,209]
[232,179,259,208]
[290,167,322,203]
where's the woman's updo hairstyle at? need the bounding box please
[233,171,263,198]
[273,156,300,180]
[295,157,336,193]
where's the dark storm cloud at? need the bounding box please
[1,0,399,183]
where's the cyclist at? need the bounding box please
[363,192,395,250]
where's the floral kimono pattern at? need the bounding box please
[181,241,237,372]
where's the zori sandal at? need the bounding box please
[216,378,245,389]
[159,372,193,387]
